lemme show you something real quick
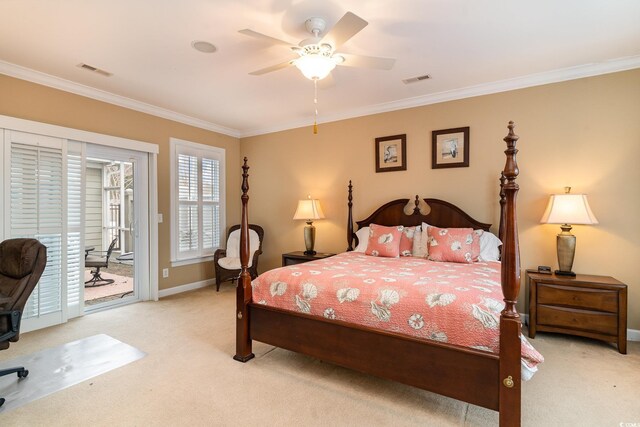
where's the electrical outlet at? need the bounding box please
[162,268,169,278]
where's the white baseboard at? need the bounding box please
[158,278,215,298]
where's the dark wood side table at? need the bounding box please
[527,270,627,354]
[282,251,336,267]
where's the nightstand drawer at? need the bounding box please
[538,305,617,335]
[537,283,618,313]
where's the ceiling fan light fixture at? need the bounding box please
[294,54,336,80]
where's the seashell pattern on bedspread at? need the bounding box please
[251,251,544,379]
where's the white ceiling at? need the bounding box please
[0,0,639,137]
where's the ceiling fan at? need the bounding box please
[239,11,395,81]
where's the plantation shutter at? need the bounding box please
[178,153,199,256]
[8,131,66,329]
[202,157,220,250]
[172,140,224,262]
[66,141,85,318]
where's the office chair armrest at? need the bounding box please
[0,310,21,342]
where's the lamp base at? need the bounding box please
[554,270,576,277]
[303,221,316,256]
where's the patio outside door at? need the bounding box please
[84,144,149,312]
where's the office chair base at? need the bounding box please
[0,366,28,407]
[0,366,28,378]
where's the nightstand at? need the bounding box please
[282,251,336,267]
[527,270,627,354]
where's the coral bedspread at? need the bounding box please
[251,252,543,377]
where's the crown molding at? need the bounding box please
[2,56,638,140]
[239,55,640,138]
[0,60,242,138]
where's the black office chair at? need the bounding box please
[84,237,118,287]
[0,238,47,407]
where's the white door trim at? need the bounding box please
[0,115,159,309]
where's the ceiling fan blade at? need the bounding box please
[321,12,368,49]
[239,29,295,47]
[249,60,294,76]
[338,53,395,70]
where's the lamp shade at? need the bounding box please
[293,198,325,221]
[294,54,336,80]
[540,194,598,225]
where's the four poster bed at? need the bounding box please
[233,122,534,426]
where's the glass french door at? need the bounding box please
[2,129,151,332]
[84,144,149,312]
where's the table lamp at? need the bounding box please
[293,196,325,255]
[540,187,598,276]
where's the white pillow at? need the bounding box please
[412,222,431,258]
[353,227,369,252]
[411,225,422,256]
[478,231,502,262]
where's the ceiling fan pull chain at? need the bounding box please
[313,78,319,134]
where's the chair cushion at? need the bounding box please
[85,255,107,268]
[0,238,42,279]
[219,229,259,269]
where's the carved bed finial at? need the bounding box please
[347,180,354,251]
[498,171,507,244]
[503,121,519,187]
[241,157,250,199]
[413,195,421,215]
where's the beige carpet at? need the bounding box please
[0,286,638,426]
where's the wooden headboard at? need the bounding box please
[347,190,491,251]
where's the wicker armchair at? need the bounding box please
[214,224,264,291]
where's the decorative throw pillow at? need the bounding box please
[427,226,479,264]
[399,226,417,257]
[471,229,483,261]
[365,224,404,258]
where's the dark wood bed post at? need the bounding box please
[347,180,354,251]
[498,121,522,426]
[234,157,255,363]
[498,171,507,244]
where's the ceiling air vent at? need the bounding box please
[77,63,113,77]
[402,74,431,84]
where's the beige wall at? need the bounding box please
[0,74,241,290]
[240,69,640,329]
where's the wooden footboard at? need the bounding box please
[235,122,524,426]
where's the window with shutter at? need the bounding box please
[170,139,225,265]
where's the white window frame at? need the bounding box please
[170,138,225,267]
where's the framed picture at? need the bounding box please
[375,134,407,173]
[431,127,470,169]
